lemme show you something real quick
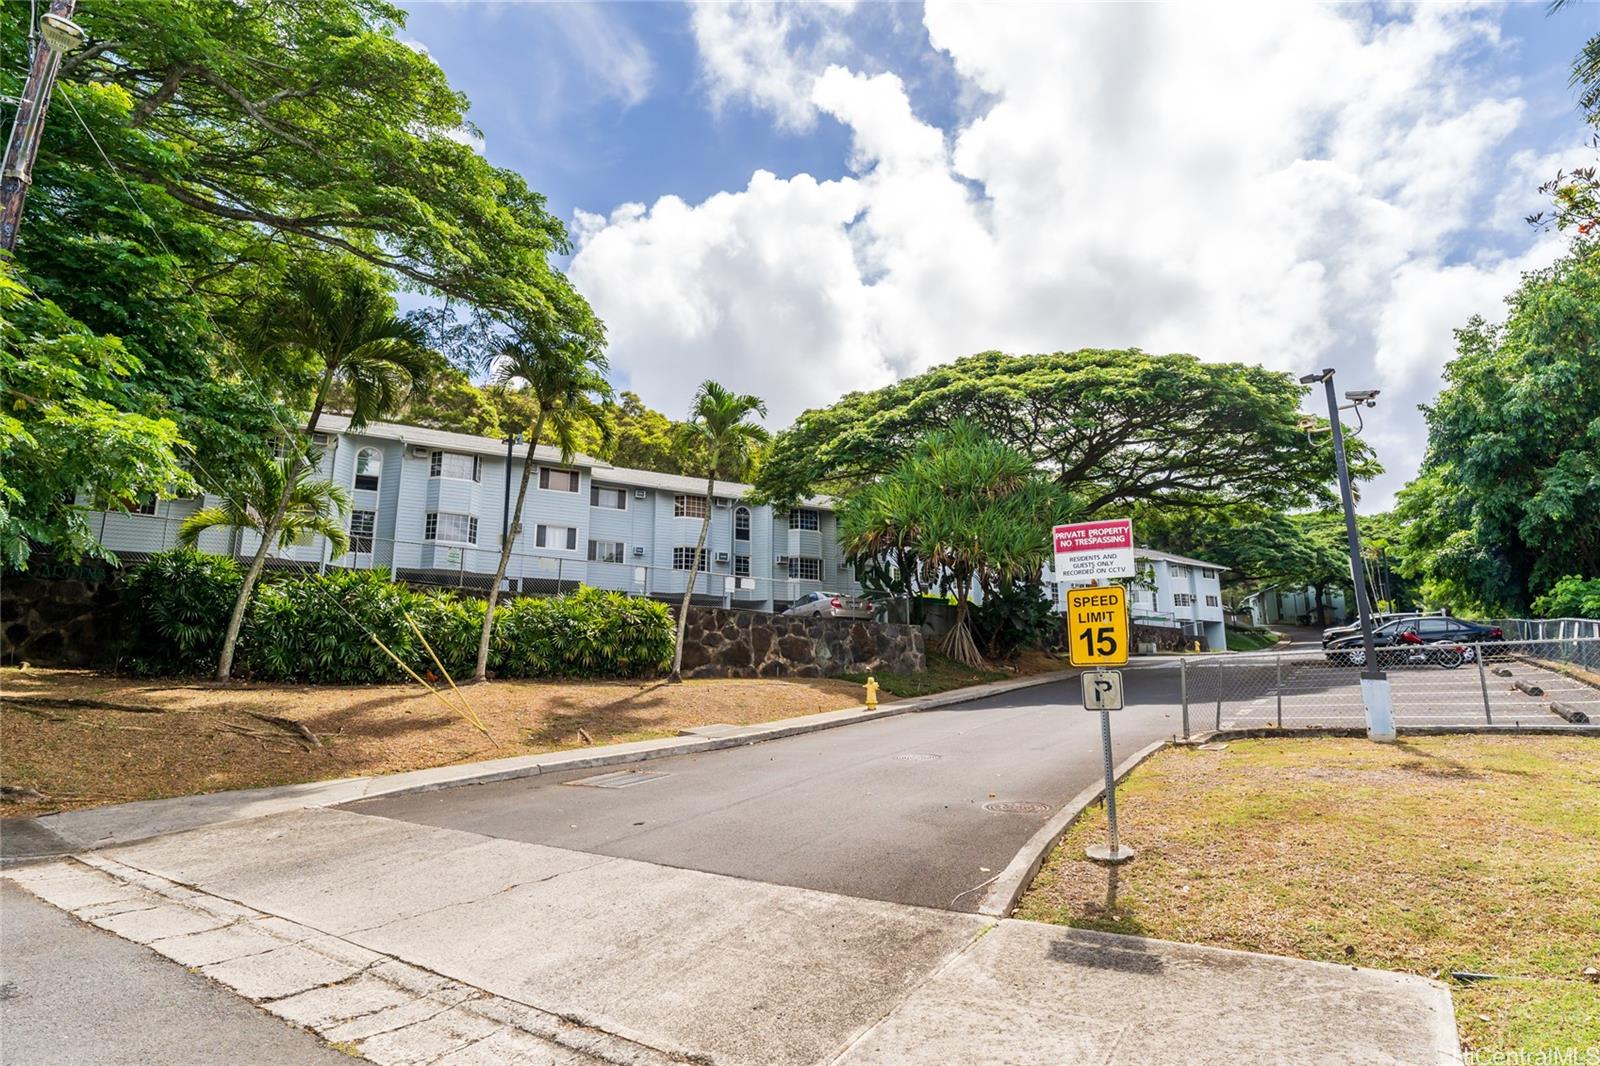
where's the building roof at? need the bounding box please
[314,413,835,509]
[1134,547,1231,572]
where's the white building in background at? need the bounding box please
[1048,548,1230,650]
[79,415,863,613]
[1242,585,1349,628]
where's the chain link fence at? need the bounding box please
[1165,636,1600,735]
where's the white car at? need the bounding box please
[781,591,875,620]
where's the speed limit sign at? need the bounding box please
[1065,586,1129,667]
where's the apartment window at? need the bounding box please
[354,448,381,491]
[673,546,708,571]
[430,450,480,482]
[588,540,626,563]
[734,555,751,577]
[1205,594,1220,607]
[1202,568,1218,580]
[590,485,627,510]
[350,509,375,553]
[1169,564,1190,578]
[540,467,579,492]
[425,512,477,544]
[129,494,159,516]
[536,524,578,551]
[1173,592,1195,607]
[734,506,751,541]
[674,494,708,519]
[788,557,822,581]
[788,508,819,531]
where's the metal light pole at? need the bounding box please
[502,433,523,541]
[1,1,84,250]
[1301,369,1394,741]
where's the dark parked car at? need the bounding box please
[1321,612,1420,647]
[1324,617,1504,667]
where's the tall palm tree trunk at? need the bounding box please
[215,367,335,681]
[669,471,717,682]
[474,414,546,682]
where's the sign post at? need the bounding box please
[1065,583,1135,864]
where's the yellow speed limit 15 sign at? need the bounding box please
[1065,585,1129,667]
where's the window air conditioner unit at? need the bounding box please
[775,555,788,564]
[632,546,645,558]
[408,445,430,458]
[311,432,332,447]
[633,488,648,499]
[715,551,729,563]
[714,497,729,508]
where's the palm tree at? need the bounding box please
[669,381,769,682]
[472,335,612,682]
[178,457,352,558]
[213,267,430,681]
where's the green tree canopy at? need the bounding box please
[838,420,1074,667]
[754,350,1374,513]
[1396,241,1600,614]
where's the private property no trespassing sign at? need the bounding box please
[1054,518,1135,584]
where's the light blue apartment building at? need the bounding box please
[85,414,863,612]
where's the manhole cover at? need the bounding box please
[896,753,942,762]
[565,770,671,789]
[983,800,1051,815]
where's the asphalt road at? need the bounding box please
[345,671,1192,912]
[0,881,350,1066]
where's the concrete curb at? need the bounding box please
[976,737,1171,918]
[2,668,1079,866]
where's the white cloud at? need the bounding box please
[690,1,856,130]
[575,2,1576,507]
[540,4,655,108]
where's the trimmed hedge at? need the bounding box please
[122,549,674,682]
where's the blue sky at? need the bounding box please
[398,1,1596,509]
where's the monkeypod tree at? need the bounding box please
[755,350,1370,514]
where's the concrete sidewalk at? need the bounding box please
[3,808,1460,1065]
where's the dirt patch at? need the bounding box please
[1015,735,1600,1055]
[0,666,892,816]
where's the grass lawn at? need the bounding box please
[1224,624,1282,652]
[841,648,1066,698]
[1015,736,1600,1055]
[0,666,894,817]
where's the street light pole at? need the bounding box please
[1,0,84,250]
[1304,368,1395,741]
[502,433,522,543]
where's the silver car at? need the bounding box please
[781,591,874,619]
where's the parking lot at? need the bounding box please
[1151,638,1600,731]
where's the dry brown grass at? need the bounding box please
[1015,736,1600,1055]
[0,666,890,816]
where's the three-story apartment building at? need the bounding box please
[82,415,863,612]
[1046,547,1230,650]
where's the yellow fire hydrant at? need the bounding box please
[864,675,879,710]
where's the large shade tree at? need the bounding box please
[213,267,429,681]
[668,383,770,683]
[838,421,1073,667]
[1396,241,1600,614]
[755,350,1371,513]
[473,337,613,683]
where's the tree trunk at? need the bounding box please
[215,366,335,681]
[1312,582,1327,626]
[669,471,717,682]
[939,587,986,668]
[474,414,545,683]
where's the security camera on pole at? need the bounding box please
[1298,369,1395,742]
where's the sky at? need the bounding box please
[397,1,1597,511]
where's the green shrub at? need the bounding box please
[1531,575,1600,620]
[121,549,242,675]
[492,586,674,679]
[117,552,673,683]
[970,580,1058,658]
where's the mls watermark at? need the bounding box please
[1464,1049,1600,1066]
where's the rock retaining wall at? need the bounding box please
[678,606,924,679]
[2,559,125,667]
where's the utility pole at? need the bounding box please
[1302,368,1395,741]
[1,0,84,251]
